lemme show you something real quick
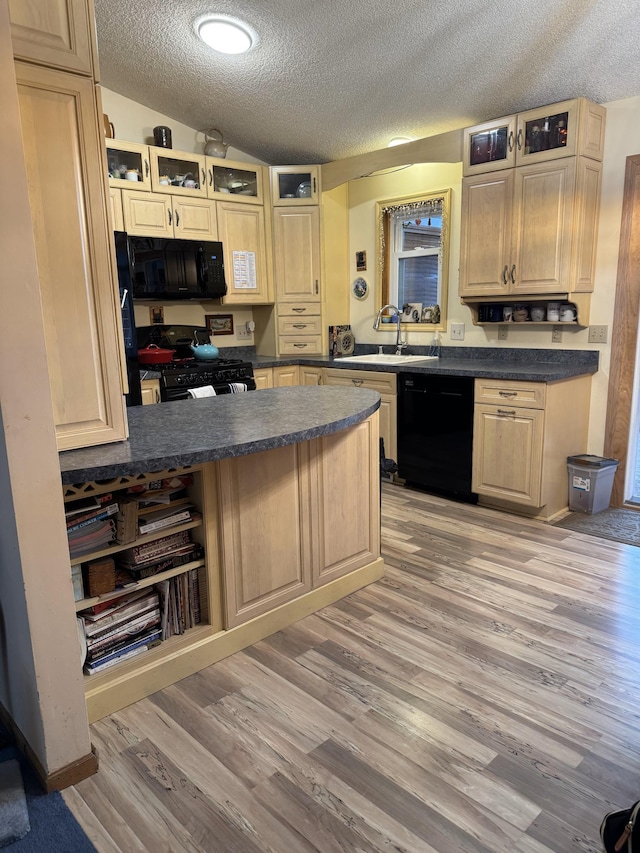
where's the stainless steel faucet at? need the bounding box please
[373,304,407,354]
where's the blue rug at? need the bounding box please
[0,745,95,852]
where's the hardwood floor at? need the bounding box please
[64,483,640,852]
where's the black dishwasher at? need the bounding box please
[397,373,477,503]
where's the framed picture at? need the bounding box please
[205,313,234,335]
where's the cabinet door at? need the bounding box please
[472,403,544,507]
[515,99,606,166]
[459,171,514,297]
[206,157,263,203]
[16,62,127,450]
[273,206,321,302]
[299,366,323,386]
[252,368,273,389]
[510,160,575,294]
[271,165,320,205]
[149,147,207,197]
[9,0,94,74]
[311,415,380,587]
[122,190,173,237]
[140,379,160,404]
[173,197,217,240]
[108,187,124,232]
[217,202,269,304]
[463,115,517,177]
[272,365,299,386]
[106,140,152,191]
[218,444,313,627]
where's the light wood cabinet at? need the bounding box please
[140,378,160,404]
[273,207,321,301]
[206,156,264,204]
[323,368,397,462]
[106,140,152,191]
[218,444,314,627]
[272,365,300,386]
[217,201,270,304]
[252,367,273,389]
[16,61,127,450]
[148,146,207,198]
[121,190,218,240]
[472,376,592,521]
[299,365,323,385]
[270,165,320,205]
[460,156,602,299]
[108,187,124,232]
[462,98,606,177]
[9,0,96,75]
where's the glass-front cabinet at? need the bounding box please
[463,98,606,176]
[270,165,320,205]
[206,157,263,204]
[106,140,152,191]
[148,147,207,198]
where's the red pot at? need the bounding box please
[138,344,174,365]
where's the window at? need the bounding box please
[376,190,450,329]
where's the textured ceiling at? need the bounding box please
[95,0,640,165]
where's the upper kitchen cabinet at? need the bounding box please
[270,165,320,205]
[206,157,264,204]
[217,202,270,304]
[122,191,217,240]
[16,61,128,450]
[460,156,603,299]
[148,147,207,198]
[9,0,96,76]
[106,140,152,191]
[272,206,321,302]
[463,98,606,177]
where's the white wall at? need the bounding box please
[348,95,640,455]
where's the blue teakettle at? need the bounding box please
[190,341,219,361]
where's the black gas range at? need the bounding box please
[136,325,256,402]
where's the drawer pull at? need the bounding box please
[498,390,517,397]
[351,379,364,386]
[292,324,307,329]
[497,409,516,417]
[291,307,306,313]
[293,343,307,348]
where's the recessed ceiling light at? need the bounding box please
[196,15,256,54]
[388,137,412,147]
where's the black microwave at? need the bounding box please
[114,232,227,300]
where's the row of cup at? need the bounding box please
[480,302,577,323]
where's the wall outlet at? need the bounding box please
[588,324,608,343]
[498,324,508,341]
[236,324,252,340]
[551,325,563,343]
[450,322,465,341]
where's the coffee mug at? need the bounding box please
[547,302,560,322]
[530,306,546,322]
[513,306,529,322]
[125,170,139,181]
[503,306,513,322]
[560,304,577,321]
[153,126,172,149]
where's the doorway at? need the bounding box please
[604,153,640,505]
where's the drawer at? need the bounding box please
[323,368,397,395]
[474,379,546,409]
[278,335,323,355]
[278,302,320,317]
[278,315,322,335]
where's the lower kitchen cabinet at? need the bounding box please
[252,367,274,389]
[300,365,323,385]
[323,368,397,462]
[273,365,300,386]
[472,375,591,520]
[140,378,160,404]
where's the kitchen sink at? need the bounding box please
[339,353,439,365]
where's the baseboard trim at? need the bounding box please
[0,701,98,792]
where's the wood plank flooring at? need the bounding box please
[64,483,640,852]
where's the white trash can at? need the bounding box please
[567,454,619,514]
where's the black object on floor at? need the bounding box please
[552,507,640,547]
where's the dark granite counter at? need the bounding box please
[248,346,599,383]
[59,386,380,485]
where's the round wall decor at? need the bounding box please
[352,277,368,300]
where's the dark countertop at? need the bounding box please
[248,346,599,383]
[59,386,380,485]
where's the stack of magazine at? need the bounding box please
[65,494,118,559]
[80,589,162,675]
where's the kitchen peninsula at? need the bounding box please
[60,386,383,722]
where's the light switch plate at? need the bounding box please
[450,322,465,341]
[498,324,508,341]
[588,325,608,343]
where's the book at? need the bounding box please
[118,530,191,566]
[86,627,162,668]
[65,493,114,519]
[83,629,162,675]
[84,597,160,640]
[67,504,119,534]
[81,588,153,622]
[86,609,161,658]
[115,497,139,545]
[138,507,194,536]
[68,520,116,558]
[124,545,204,579]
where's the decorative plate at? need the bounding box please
[352,277,368,300]
[336,330,355,356]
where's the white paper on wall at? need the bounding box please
[232,251,257,289]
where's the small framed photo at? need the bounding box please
[356,250,367,271]
[205,313,234,335]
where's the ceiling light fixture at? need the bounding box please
[387,137,412,147]
[196,15,256,55]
